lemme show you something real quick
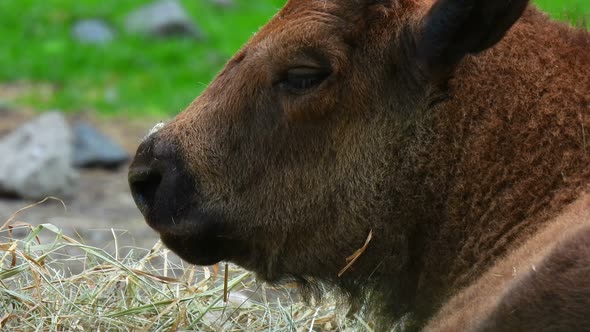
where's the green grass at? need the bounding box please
[535,0,590,26]
[0,0,285,116]
[0,0,588,116]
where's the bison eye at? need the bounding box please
[278,67,330,95]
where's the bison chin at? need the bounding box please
[159,231,236,266]
[160,233,225,266]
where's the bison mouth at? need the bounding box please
[128,136,250,267]
[140,199,249,267]
[140,202,253,266]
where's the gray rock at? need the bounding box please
[72,19,115,44]
[0,112,78,200]
[72,122,129,169]
[125,0,204,39]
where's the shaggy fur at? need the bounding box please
[129,0,590,330]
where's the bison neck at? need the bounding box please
[408,9,590,321]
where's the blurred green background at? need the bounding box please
[0,0,588,116]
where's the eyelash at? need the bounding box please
[278,70,330,94]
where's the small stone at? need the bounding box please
[72,19,115,44]
[125,0,204,39]
[0,112,78,200]
[72,122,129,170]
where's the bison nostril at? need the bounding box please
[129,168,163,217]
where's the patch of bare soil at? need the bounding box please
[0,109,165,253]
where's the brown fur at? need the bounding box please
[129,0,590,330]
[424,194,590,331]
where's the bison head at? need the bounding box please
[129,0,529,324]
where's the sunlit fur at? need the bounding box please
[137,0,590,330]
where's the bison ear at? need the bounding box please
[416,0,529,77]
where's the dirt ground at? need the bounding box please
[0,107,165,252]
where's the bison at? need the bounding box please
[128,0,590,330]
